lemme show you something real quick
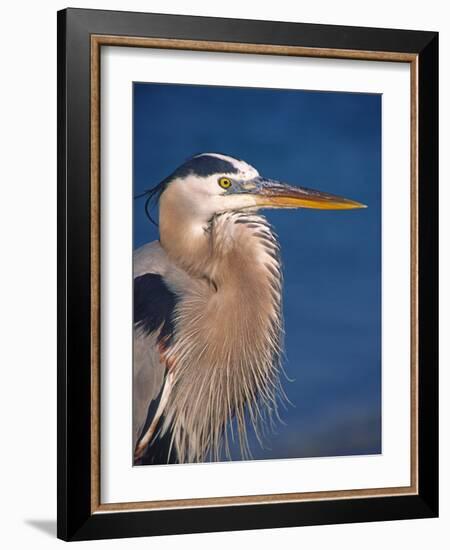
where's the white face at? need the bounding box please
[162,154,261,221]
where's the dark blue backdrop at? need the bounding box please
[133,82,381,460]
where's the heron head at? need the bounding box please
[152,153,365,226]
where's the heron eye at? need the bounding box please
[218,177,232,189]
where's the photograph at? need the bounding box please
[132,82,381,466]
[54,7,438,541]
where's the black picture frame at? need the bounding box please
[57,7,438,541]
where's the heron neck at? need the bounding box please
[160,211,284,462]
[206,212,281,291]
[159,206,281,290]
[158,206,212,279]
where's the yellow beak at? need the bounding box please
[251,179,366,210]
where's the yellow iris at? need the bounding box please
[218,177,232,189]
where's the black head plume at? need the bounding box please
[134,181,168,227]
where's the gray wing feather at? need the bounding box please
[133,241,177,449]
[133,330,166,448]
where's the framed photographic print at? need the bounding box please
[57,8,438,541]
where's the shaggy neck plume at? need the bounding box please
[160,211,285,463]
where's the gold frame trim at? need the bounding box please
[90,35,419,514]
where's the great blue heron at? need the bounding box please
[133,153,365,465]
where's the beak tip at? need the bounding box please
[347,200,367,209]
